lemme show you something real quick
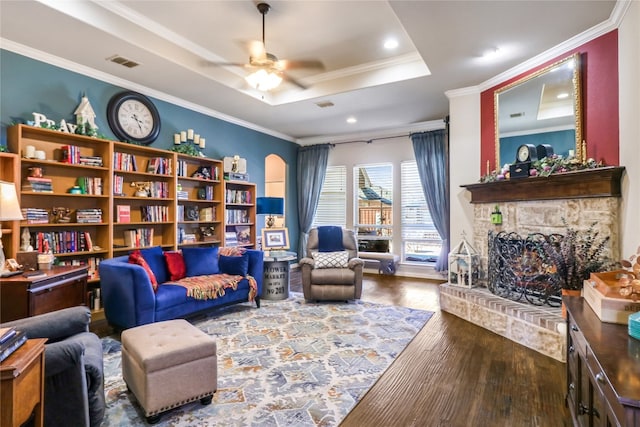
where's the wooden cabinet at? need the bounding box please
[223,180,256,248]
[176,154,223,247]
[565,296,640,427]
[0,265,87,322]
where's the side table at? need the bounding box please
[1,338,47,427]
[262,251,297,300]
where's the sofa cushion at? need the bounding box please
[312,250,349,268]
[164,251,186,281]
[182,246,219,276]
[129,250,158,291]
[219,253,249,276]
[140,246,170,285]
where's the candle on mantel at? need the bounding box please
[187,129,194,140]
[199,138,206,149]
[174,133,181,145]
[486,160,490,176]
[194,134,200,145]
[180,131,187,142]
[582,140,587,163]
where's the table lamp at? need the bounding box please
[0,180,24,274]
[256,197,284,228]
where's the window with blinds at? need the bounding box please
[312,165,347,228]
[401,161,442,263]
[355,163,393,250]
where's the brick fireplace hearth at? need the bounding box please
[440,167,625,362]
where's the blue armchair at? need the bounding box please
[1,307,105,427]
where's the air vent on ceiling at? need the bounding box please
[315,101,334,108]
[510,112,524,118]
[106,55,140,68]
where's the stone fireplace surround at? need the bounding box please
[439,167,624,362]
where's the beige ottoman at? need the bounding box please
[121,319,217,424]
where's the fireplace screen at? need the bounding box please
[488,231,563,306]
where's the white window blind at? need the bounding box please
[312,165,346,228]
[401,161,442,263]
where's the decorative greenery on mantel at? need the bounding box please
[480,155,605,183]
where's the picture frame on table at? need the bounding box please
[262,227,289,250]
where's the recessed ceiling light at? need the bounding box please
[482,47,501,59]
[346,117,357,124]
[384,38,398,50]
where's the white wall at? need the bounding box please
[446,88,481,248]
[618,0,640,258]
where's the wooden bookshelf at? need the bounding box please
[223,180,257,248]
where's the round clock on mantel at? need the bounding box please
[107,91,161,145]
[516,143,538,163]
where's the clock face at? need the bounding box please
[517,145,530,162]
[107,92,161,145]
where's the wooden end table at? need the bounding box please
[1,338,47,427]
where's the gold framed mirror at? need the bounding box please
[494,53,582,167]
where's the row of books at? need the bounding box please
[123,228,154,248]
[0,327,27,362]
[225,189,252,204]
[22,176,53,193]
[56,256,102,280]
[176,161,220,180]
[147,181,169,198]
[199,185,215,200]
[76,208,103,223]
[178,227,197,244]
[79,155,103,167]
[31,230,94,254]
[87,288,101,311]
[140,205,169,222]
[77,176,103,195]
[147,157,172,175]
[225,209,250,224]
[177,205,216,222]
[113,152,138,171]
[60,144,81,164]
[22,207,49,224]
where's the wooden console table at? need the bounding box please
[0,265,88,322]
[565,296,640,426]
[1,338,47,427]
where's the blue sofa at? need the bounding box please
[99,246,263,330]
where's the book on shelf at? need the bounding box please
[116,205,131,223]
[225,231,238,247]
[0,330,27,362]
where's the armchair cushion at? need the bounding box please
[311,250,349,268]
[317,225,345,252]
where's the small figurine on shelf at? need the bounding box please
[21,227,34,251]
[52,207,72,223]
[231,155,240,173]
[132,182,150,197]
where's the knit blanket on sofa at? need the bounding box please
[173,274,258,301]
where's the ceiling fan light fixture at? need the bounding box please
[246,68,283,91]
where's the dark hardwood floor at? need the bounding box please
[291,270,571,427]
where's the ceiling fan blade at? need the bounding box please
[279,59,325,70]
[282,73,308,90]
[201,60,247,68]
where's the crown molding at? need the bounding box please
[445,86,480,99]
[0,38,296,143]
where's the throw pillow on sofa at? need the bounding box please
[164,251,186,281]
[139,246,170,284]
[219,253,249,276]
[182,246,220,276]
[129,250,159,291]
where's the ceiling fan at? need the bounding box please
[206,2,324,91]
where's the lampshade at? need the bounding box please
[245,68,283,91]
[256,197,284,215]
[0,180,23,221]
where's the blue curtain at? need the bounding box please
[411,129,449,271]
[297,144,330,256]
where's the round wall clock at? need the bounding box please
[107,91,161,145]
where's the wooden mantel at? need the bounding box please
[461,166,625,204]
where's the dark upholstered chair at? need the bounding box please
[1,306,105,427]
[299,227,364,301]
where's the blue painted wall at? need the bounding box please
[0,49,300,247]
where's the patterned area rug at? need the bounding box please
[102,293,433,426]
